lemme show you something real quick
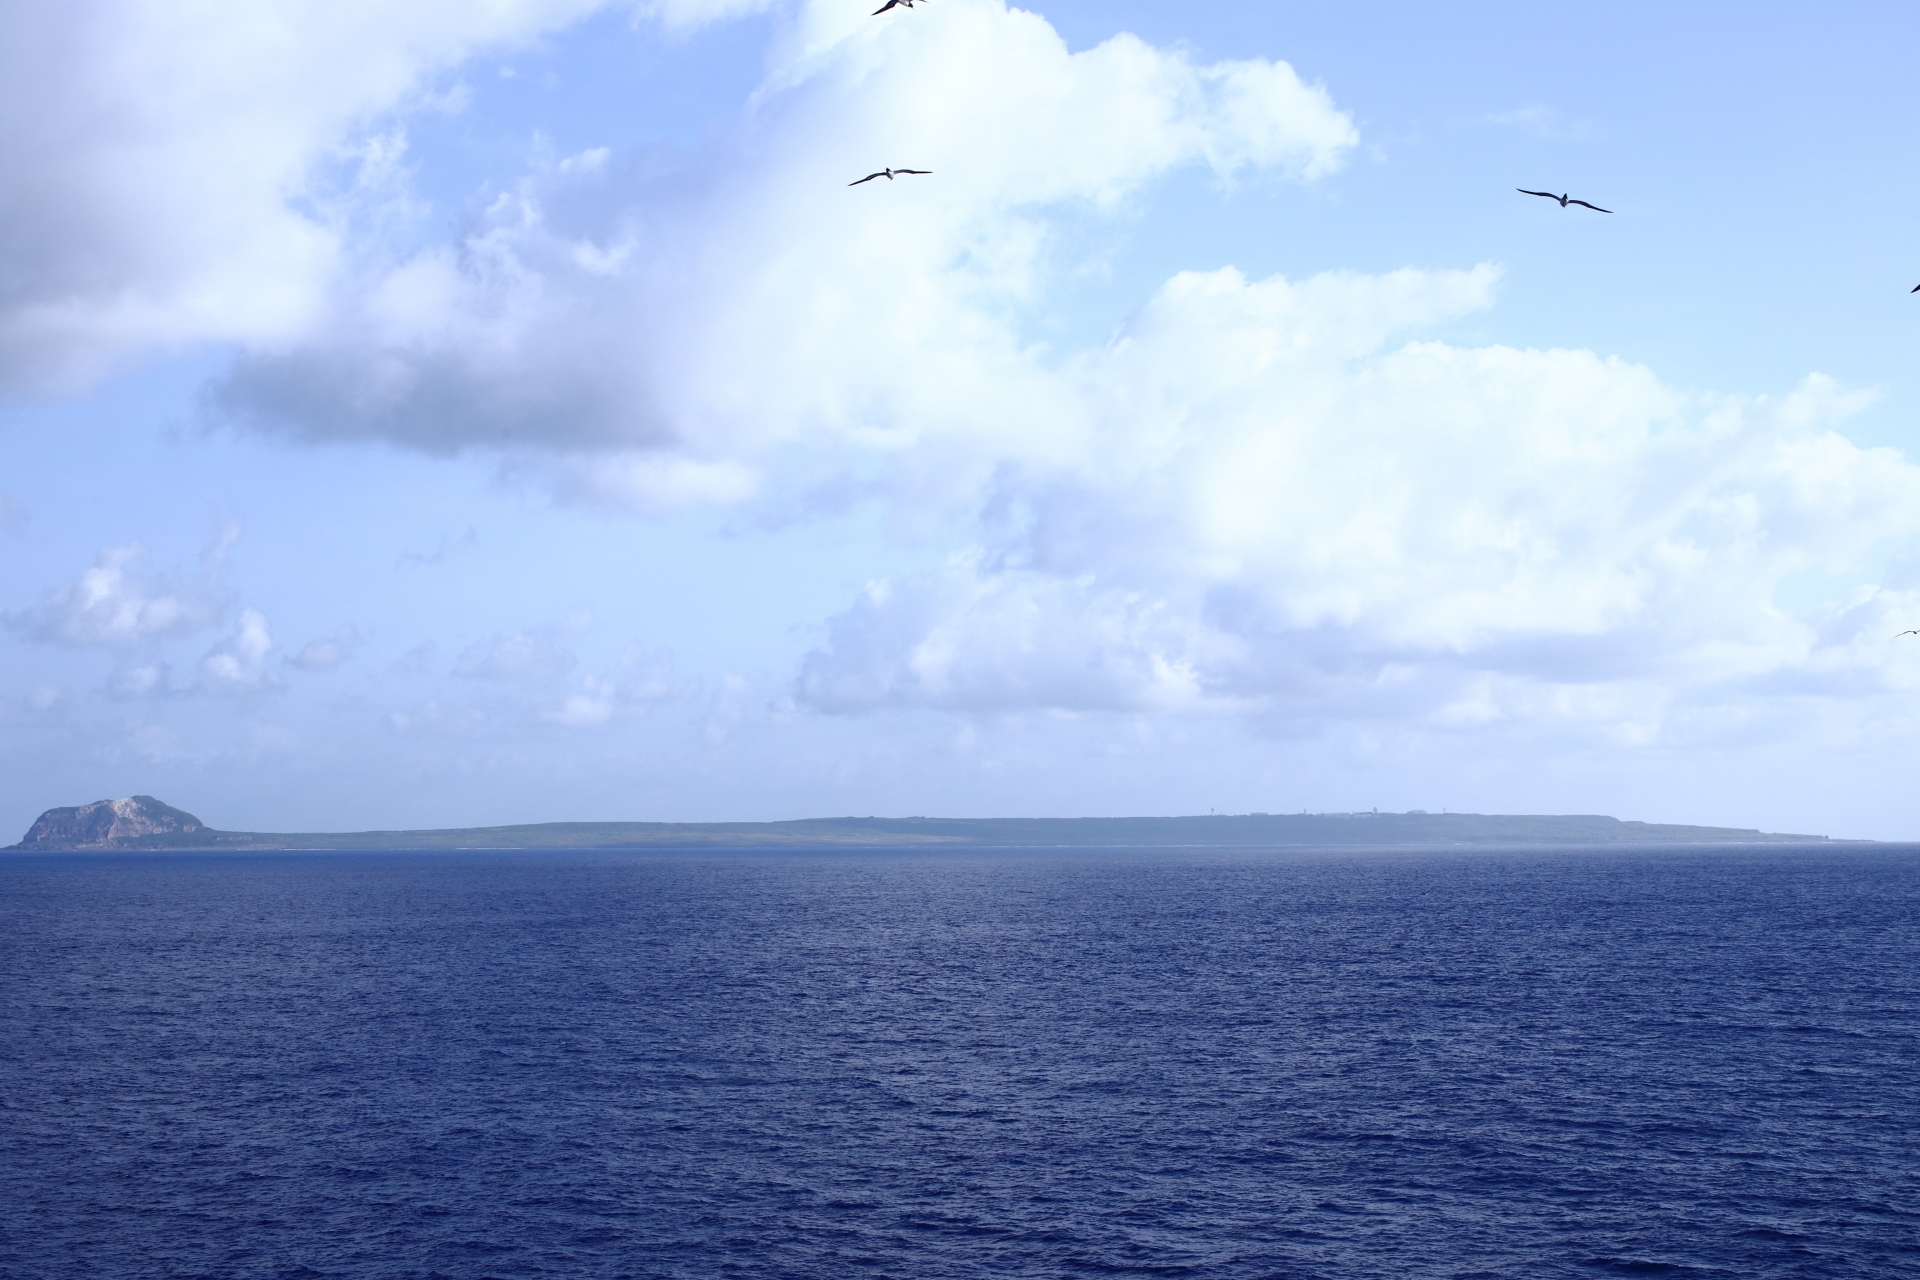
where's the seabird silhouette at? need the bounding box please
[849,168,931,186]
[1518,188,1611,213]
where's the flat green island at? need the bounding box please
[7,796,1837,851]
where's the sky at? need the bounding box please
[3,0,1920,840]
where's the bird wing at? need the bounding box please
[1516,189,1558,198]
[894,169,931,175]
[849,172,883,185]
[1900,630,1920,637]
[1912,283,1919,293]
[871,0,898,11]
[1567,199,1612,213]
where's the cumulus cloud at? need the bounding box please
[0,0,640,391]
[208,0,1357,478]
[5,543,228,646]
[286,625,364,671]
[16,0,1920,764]
[544,646,682,726]
[798,559,1225,714]
[190,0,1920,753]
[108,659,174,701]
[796,265,1920,745]
[199,609,281,696]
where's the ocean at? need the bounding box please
[2,845,1916,1278]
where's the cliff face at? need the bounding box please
[16,796,205,848]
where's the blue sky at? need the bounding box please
[4,0,1919,839]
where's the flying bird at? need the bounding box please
[871,0,916,11]
[1899,630,1920,638]
[1518,188,1611,213]
[849,168,930,186]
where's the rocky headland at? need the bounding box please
[15,795,207,848]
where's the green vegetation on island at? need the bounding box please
[7,797,1834,851]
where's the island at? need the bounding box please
[7,796,1835,851]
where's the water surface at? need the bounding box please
[3,845,1916,1278]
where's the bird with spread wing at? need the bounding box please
[1518,189,1612,213]
[850,168,931,186]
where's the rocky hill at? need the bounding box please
[14,796,206,848]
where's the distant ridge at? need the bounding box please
[7,799,1834,851]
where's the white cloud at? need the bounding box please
[795,264,1920,746]
[14,0,1199,395]
[13,0,1920,773]
[188,0,1920,755]
[797,559,1227,714]
[0,0,622,391]
[199,609,280,696]
[538,454,761,512]
[207,0,1357,471]
[452,619,585,681]
[542,646,681,725]
[286,625,364,671]
[108,660,174,701]
[435,623,683,727]
[5,544,228,646]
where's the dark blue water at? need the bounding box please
[3,846,1917,1279]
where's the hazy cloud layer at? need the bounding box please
[544,647,682,727]
[286,625,365,672]
[5,544,230,647]
[107,659,173,702]
[452,621,584,682]
[386,638,683,733]
[640,0,782,31]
